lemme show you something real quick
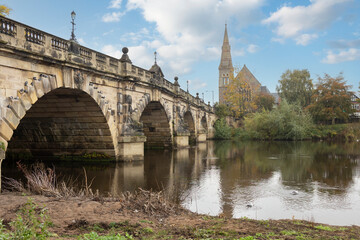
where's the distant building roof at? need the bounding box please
[236,64,261,92]
[260,86,270,93]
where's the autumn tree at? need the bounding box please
[306,73,353,125]
[277,69,313,108]
[254,92,275,111]
[223,70,258,118]
[0,5,11,17]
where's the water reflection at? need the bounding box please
[2,140,360,225]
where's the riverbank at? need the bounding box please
[1,192,359,239]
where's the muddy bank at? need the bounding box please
[1,192,360,239]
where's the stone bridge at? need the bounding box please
[0,16,216,164]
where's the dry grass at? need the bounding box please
[3,162,98,198]
[119,188,185,218]
[3,162,184,218]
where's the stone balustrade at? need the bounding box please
[0,16,213,112]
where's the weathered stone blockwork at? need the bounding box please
[0,16,216,162]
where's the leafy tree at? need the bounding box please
[223,69,258,118]
[214,118,232,139]
[277,69,313,108]
[214,103,231,118]
[0,5,11,16]
[244,101,313,140]
[254,92,275,111]
[306,73,353,125]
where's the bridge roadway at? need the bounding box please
[0,16,216,168]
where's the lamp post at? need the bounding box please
[206,90,214,106]
[70,11,77,42]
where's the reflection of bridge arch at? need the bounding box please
[140,101,172,148]
[3,87,117,159]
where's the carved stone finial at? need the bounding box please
[174,76,180,87]
[196,93,199,99]
[120,47,132,63]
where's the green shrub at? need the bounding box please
[0,220,10,239]
[310,123,360,141]
[0,142,5,151]
[214,118,232,139]
[0,198,54,239]
[243,101,314,140]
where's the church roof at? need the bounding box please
[236,64,262,91]
[219,24,233,70]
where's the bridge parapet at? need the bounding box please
[0,16,213,112]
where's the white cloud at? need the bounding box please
[233,49,246,56]
[188,79,207,91]
[322,48,360,64]
[109,0,122,9]
[271,37,285,44]
[102,44,156,70]
[120,28,151,43]
[102,45,123,58]
[263,0,353,45]
[247,44,259,53]
[295,34,318,46]
[328,38,360,48]
[102,12,124,22]
[124,0,265,75]
[78,38,86,45]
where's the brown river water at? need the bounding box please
[2,140,360,226]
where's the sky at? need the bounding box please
[3,0,360,104]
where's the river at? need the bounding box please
[2,140,360,226]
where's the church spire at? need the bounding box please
[219,24,233,70]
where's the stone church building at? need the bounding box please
[218,25,269,104]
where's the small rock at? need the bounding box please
[246,203,253,208]
[291,190,299,195]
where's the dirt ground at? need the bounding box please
[1,192,360,239]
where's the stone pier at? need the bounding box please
[0,149,5,192]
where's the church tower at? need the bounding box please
[218,24,233,104]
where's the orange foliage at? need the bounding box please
[0,5,11,17]
[223,69,258,118]
[306,73,353,124]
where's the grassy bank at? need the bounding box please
[214,101,360,142]
[1,193,360,240]
[215,119,360,142]
[310,122,360,141]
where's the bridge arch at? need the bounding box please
[201,115,208,130]
[139,101,172,148]
[0,75,118,160]
[184,111,196,143]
